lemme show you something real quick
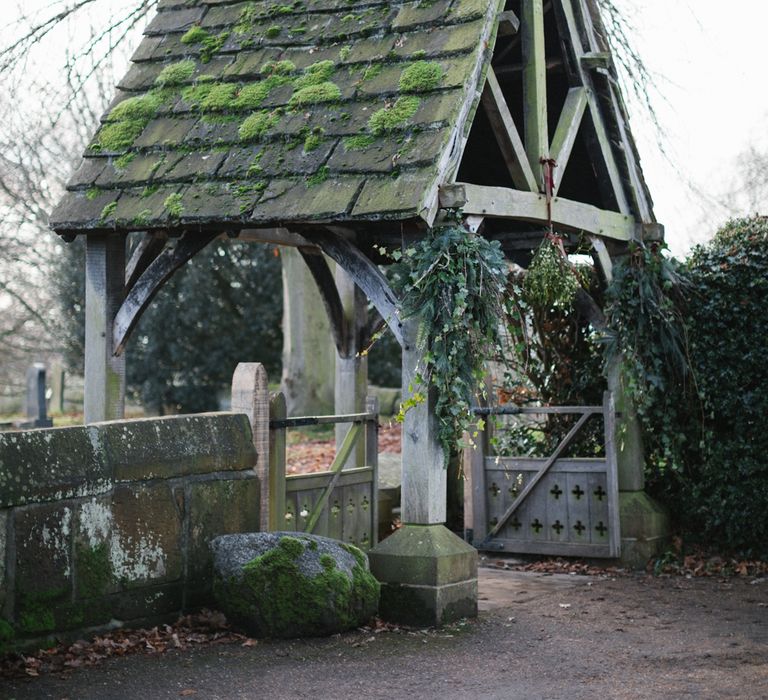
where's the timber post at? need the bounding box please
[84,234,126,424]
[231,363,271,532]
[368,317,478,627]
[334,266,368,469]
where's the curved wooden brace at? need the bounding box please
[311,229,405,348]
[112,232,217,356]
[297,247,351,358]
[125,232,167,293]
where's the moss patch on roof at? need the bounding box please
[52,0,503,233]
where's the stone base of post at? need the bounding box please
[368,524,478,627]
[619,491,670,568]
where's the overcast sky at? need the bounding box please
[616,0,768,253]
[5,0,766,256]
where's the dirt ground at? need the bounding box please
[3,566,766,700]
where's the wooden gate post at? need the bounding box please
[231,363,271,531]
[84,233,126,423]
[268,392,287,531]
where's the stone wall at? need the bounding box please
[0,413,259,647]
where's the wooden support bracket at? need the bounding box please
[311,229,404,348]
[498,10,521,36]
[112,232,217,355]
[550,87,588,195]
[125,232,167,293]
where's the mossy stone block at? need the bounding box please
[134,117,197,148]
[338,36,396,65]
[103,413,255,482]
[117,62,164,92]
[187,477,261,590]
[212,532,379,638]
[368,524,477,587]
[67,157,108,189]
[95,153,171,188]
[50,189,122,231]
[0,426,108,508]
[14,503,74,633]
[392,20,481,59]
[369,525,478,626]
[449,0,490,22]
[145,7,206,35]
[222,49,275,78]
[250,176,364,222]
[393,0,451,30]
[165,150,228,180]
[110,482,183,585]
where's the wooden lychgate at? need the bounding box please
[465,393,620,558]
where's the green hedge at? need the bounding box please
[670,217,768,556]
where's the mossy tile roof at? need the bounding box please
[51,0,503,235]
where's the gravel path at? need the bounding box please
[3,568,767,700]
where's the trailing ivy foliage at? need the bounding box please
[392,226,509,459]
[602,241,691,426]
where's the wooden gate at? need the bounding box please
[465,393,620,558]
[268,394,378,552]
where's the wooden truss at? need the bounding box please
[447,0,661,245]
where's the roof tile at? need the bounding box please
[52,0,502,233]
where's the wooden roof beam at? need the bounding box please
[521,0,549,173]
[440,182,638,241]
[113,231,217,356]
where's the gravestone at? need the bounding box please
[23,364,53,428]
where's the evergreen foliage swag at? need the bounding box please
[392,226,510,460]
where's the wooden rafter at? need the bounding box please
[521,0,549,172]
[113,232,217,356]
[549,86,588,195]
[482,69,538,192]
[555,0,632,215]
[440,183,636,241]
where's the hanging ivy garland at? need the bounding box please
[391,225,510,460]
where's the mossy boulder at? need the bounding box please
[211,532,379,638]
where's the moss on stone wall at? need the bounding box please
[76,543,114,599]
